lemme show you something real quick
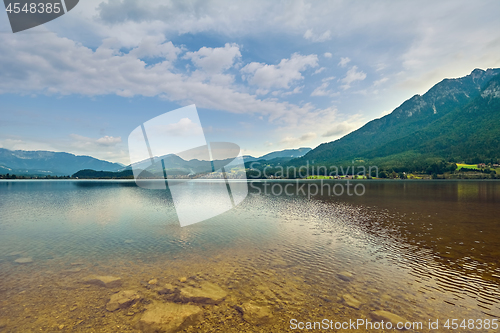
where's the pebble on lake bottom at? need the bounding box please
[14,257,33,264]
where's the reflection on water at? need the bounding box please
[0,180,499,332]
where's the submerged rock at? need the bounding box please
[179,282,227,304]
[138,302,202,333]
[55,278,79,290]
[235,302,273,325]
[342,294,362,309]
[83,275,122,288]
[106,290,141,311]
[148,278,158,285]
[158,283,177,295]
[14,257,33,264]
[371,310,408,329]
[255,285,276,300]
[337,271,353,282]
[0,318,8,329]
[270,259,288,267]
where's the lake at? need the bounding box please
[0,180,499,332]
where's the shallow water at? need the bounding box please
[0,180,499,332]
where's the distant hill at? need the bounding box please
[363,73,500,166]
[243,147,311,162]
[72,169,134,179]
[0,146,311,177]
[0,164,56,176]
[121,147,313,172]
[123,153,223,177]
[294,68,500,169]
[0,149,123,176]
[257,147,311,160]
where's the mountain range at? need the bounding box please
[295,68,500,169]
[243,148,311,162]
[0,147,311,176]
[0,149,124,176]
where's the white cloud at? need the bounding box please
[375,63,386,72]
[0,139,49,151]
[338,57,351,67]
[162,118,204,137]
[280,132,317,146]
[311,82,332,96]
[282,86,303,96]
[241,53,318,89]
[0,33,317,125]
[303,29,331,42]
[340,66,367,90]
[75,0,500,83]
[80,1,500,100]
[181,43,242,86]
[71,134,122,147]
[129,36,182,61]
[313,67,326,75]
[68,134,128,162]
[96,136,123,145]
[324,52,333,58]
[374,77,389,86]
[322,122,357,137]
[379,109,392,117]
[272,105,365,151]
[184,43,241,74]
[303,29,313,40]
[256,88,269,95]
[0,136,127,163]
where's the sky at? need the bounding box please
[1,0,500,164]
